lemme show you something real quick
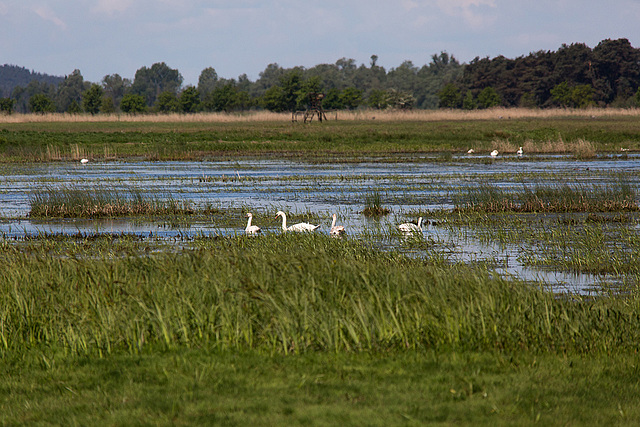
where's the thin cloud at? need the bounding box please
[436,0,497,29]
[92,0,134,15]
[401,0,420,10]
[32,5,66,29]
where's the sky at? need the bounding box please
[2,0,640,86]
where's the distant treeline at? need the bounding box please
[1,38,640,115]
[445,38,640,109]
[0,65,63,99]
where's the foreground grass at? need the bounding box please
[1,110,640,161]
[2,233,640,355]
[2,234,640,424]
[2,348,639,425]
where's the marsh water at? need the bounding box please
[2,153,640,293]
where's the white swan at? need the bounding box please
[245,212,261,235]
[467,148,475,154]
[490,150,499,157]
[275,211,320,232]
[80,158,89,164]
[398,217,423,233]
[330,213,346,236]
[517,146,523,156]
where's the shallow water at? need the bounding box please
[2,155,639,293]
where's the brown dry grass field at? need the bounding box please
[2,107,640,124]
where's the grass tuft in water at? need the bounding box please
[362,191,391,217]
[29,186,196,218]
[456,182,638,213]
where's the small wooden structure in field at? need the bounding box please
[291,92,329,123]
[303,92,327,123]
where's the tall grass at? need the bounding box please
[29,186,195,218]
[4,108,640,124]
[456,182,638,213]
[1,233,640,357]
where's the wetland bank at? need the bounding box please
[2,110,640,425]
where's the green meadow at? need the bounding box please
[2,111,640,425]
[1,233,640,425]
[1,109,640,162]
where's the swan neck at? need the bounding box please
[279,213,287,230]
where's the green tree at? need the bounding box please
[416,52,464,109]
[550,81,572,106]
[205,84,239,112]
[570,84,595,108]
[120,94,147,114]
[179,86,200,113]
[297,76,323,108]
[82,84,104,115]
[367,89,389,109]
[29,94,56,114]
[260,85,286,112]
[56,69,87,112]
[438,83,462,108]
[130,62,183,107]
[279,69,304,111]
[12,81,56,113]
[462,91,477,110]
[323,88,343,110]
[335,57,358,87]
[340,87,363,110]
[0,98,15,114]
[234,90,252,111]
[197,67,218,100]
[102,74,130,110]
[253,63,285,99]
[67,100,82,114]
[519,92,537,108]
[551,82,594,108]
[592,38,640,104]
[156,91,180,113]
[101,97,116,114]
[387,61,419,94]
[477,87,501,109]
[386,89,415,109]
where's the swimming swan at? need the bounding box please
[398,217,423,233]
[330,213,346,236]
[245,213,261,234]
[275,211,320,232]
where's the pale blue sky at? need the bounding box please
[2,0,639,86]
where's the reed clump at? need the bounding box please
[456,183,638,213]
[29,186,195,218]
[362,191,391,217]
